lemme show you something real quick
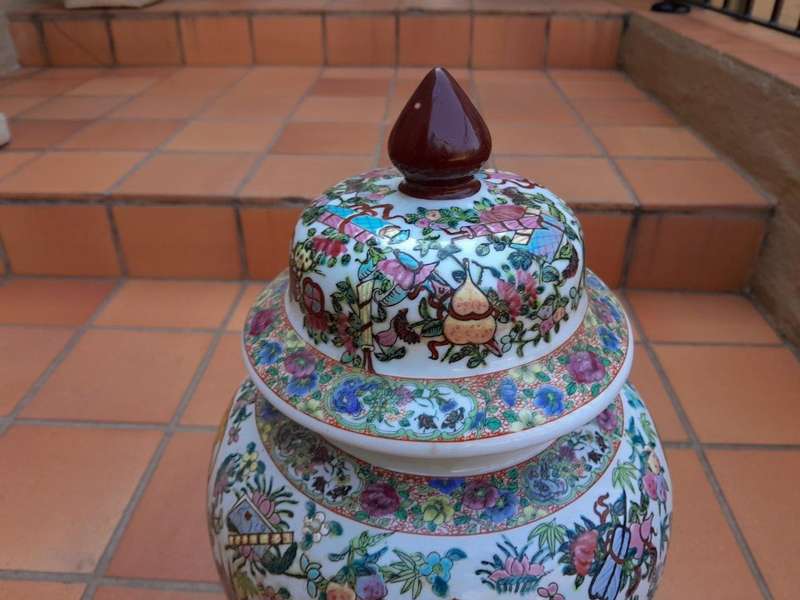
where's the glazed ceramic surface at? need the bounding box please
[208,382,671,600]
[207,67,672,600]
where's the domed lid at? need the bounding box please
[242,68,633,461]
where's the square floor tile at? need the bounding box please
[21,95,128,120]
[628,347,686,442]
[0,151,144,198]
[0,425,161,571]
[96,280,240,329]
[0,95,48,117]
[0,327,74,415]
[240,154,374,201]
[182,333,247,425]
[494,157,634,208]
[0,279,115,326]
[228,66,318,97]
[252,14,323,66]
[107,432,218,581]
[95,588,225,600]
[310,77,391,97]
[114,152,257,201]
[200,92,299,120]
[165,119,282,152]
[22,330,212,423]
[655,345,800,444]
[226,282,264,332]
[0,150,39,176]
[60,119,183,150]
[592,126,714,158]
[293,95,387,122]
[657,448,762,600]
[326,16,396,66]
[617,159,768,209]
[145,67,248,97]
[627,291,779,344]
[708,449,800,600]
[556,79,646,100]
[0,77,84,96]
[180,16,252,66]
[271,121,380,155]
[7,119,90,149]
[479,95,578,125]
[66,76,157,96]
[491,123,600,156]
[0,581,85,600]
[109,94,209,119]
[573,98,678,126]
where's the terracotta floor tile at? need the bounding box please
[226,282,264,332]
[0,77,83,96]
[182,333,247,425]
[556,79,646,100]
[491,123,600,156]
[20,95,128,120]
[627,291,780,344]
[0,151,144,198]
[657,448,763,600]
[200,92,298,120]
[593,126,714,158]
[228,66,318,97]
[271,121,380,155]
[59,119,183,150]
[95,588,225,600]
[6,119,90,149]
[180,16,252,66]
[655,345,800,444]
[629,347,687,442]
[578,212,631,288]
[310,77,391,97]
[0,425,161,572]
[0,150,39,176]
[573,98,679,126]
[107,432,219,581]
[322,68,396,81]
[548,69,628,83]
[23,330,211,423]
[0,95,48,117]
[708,449,800,600]
[145,67,248,96]
[43,19,113,67]
[109,94,209,119]
[31,67,107,80]
[0,581,85,600]
[398,15,471,67]
[494,157,634,209]
[0,327,73,415]
[0,279,115,325]
[114,205,243,279]
[326,15,396,66]
[252,14,323,66]
[293,95,387,122]
[479,95,579,125]
[114,152,257,201]
[0,204,121,276]
[617,159,767,209]
[242,206,303,279]
[241,154,373,200]
[96,280,239,328]
[473,70,550,85]
[66,76,158,96]
[165,119,282,152]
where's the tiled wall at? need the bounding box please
[9,12,623,69]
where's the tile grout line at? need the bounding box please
[623,294,776,600]
[77,281,248,600]
[0,278,126,437]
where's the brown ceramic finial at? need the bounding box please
[388,67,491,200]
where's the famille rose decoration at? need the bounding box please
[207,68,673,600]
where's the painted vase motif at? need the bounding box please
[206,68,672,600]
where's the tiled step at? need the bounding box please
[0,65,771,290]
[8,0,625,69]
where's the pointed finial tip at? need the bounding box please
[388,67,492,200]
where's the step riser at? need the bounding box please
[9,13,623,69]
[0,202,767,292]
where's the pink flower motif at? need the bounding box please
[284,349,316,377]
[378,258,436,290]
[462,481,500,510]
[360,482,401,517]
[629,515,654,560]
[540,318,554,335]
[571,529,599,576]
[311,236,346,258]
[537,582,565,600]
[488,557,545,582]
[517,269,538,299]
[596,406,618,432]
[251,492,282,526]
[249,309,276,336]
[480,204,527,223]
[497,279,522,318]
[567,350,606,384]
[643,472,669,502]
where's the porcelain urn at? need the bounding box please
[207,68,673,600]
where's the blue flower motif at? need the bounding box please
[428,478,465,495]
[257,341,283,366]
[484,490,519,524]
[472,410,486,430]
[286,372,318,397]
[498,377,517,407]
[587,272,606,291]
[598,326,620,352]
[260,400,280,422]
[331,378,375,416]
[599,296,621,323]
[533,385,565,417]
[440,399,458,412]
[420,552,454,584]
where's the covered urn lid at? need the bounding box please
[243,68,632,465]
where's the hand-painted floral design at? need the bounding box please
[244,272,629,443]
[286,168,584,373]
